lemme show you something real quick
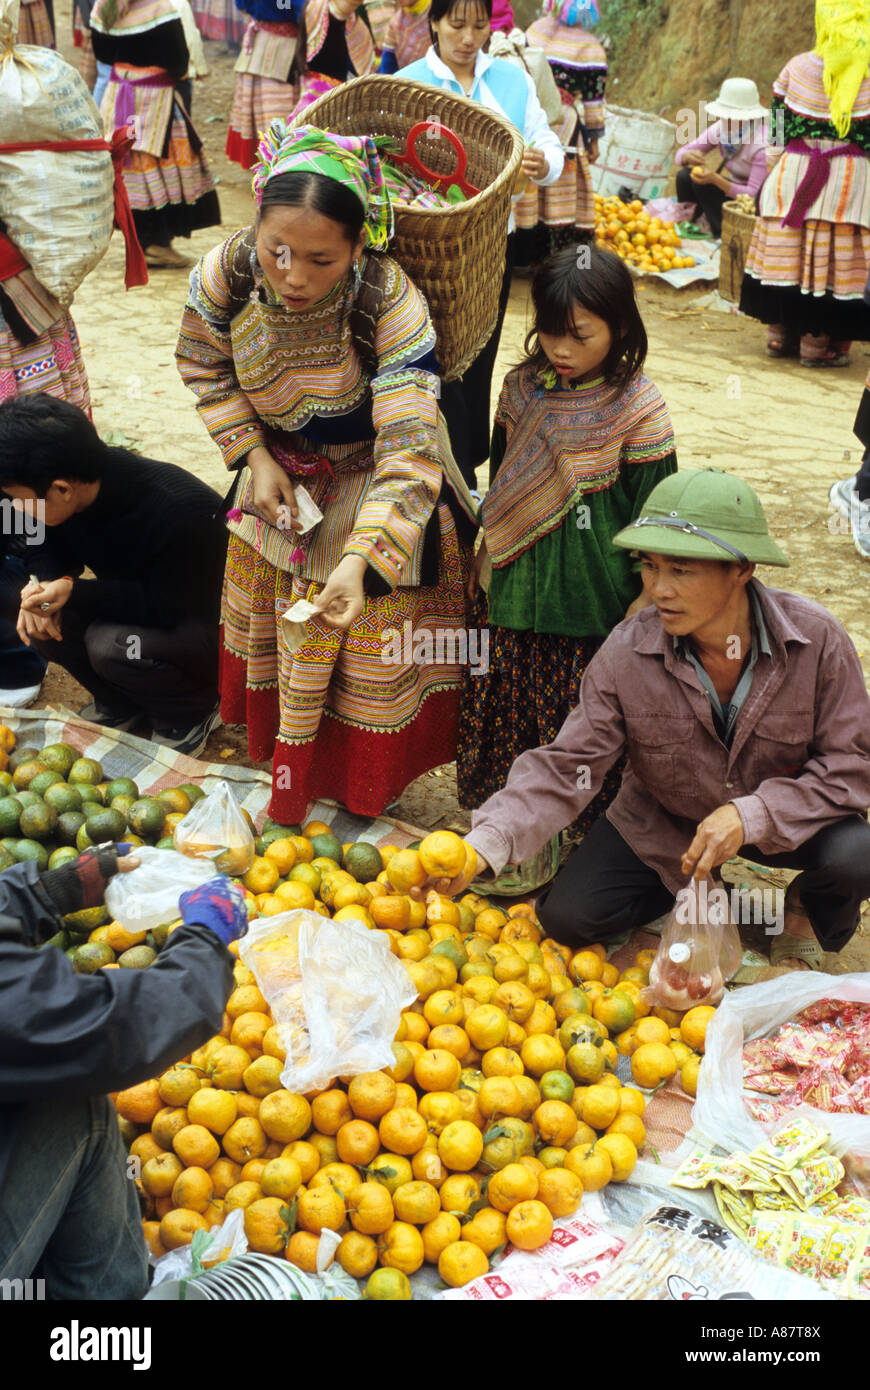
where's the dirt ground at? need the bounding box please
[39,13,870,970]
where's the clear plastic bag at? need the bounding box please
[104,845,215,931]
[240,909,418,1094]
[172,780,255,876]
[693,971,870,1184]
[642,877,741,1011]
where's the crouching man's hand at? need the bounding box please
[422,847,489,901]
[40,843,140,916]
[681,803,745,880]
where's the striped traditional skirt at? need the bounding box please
[741,217,870,340]
[0,311,91,417]
[220,503,471,822]
[122,115,217,214]
[101,71,220,244]
[456,591,622,834]
[226,74,299,169]
[16,0,54,46]
[190,0,247,44]
[514,105,595,261]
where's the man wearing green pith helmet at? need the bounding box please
[432,468,870,972]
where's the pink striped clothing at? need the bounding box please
[674,119,769,200]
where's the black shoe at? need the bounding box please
[77,701,141,732]
[153,706,222,758]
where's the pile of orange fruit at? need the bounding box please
[594,195,696,273]
[114,828,717,1297]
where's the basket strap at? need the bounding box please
[349,252,387,377]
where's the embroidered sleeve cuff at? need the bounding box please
[729,794,772,849]
[220,423,268,467]
[466,826,512,879]
[343,536,403,589]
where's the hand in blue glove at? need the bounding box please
[179,877,248,948]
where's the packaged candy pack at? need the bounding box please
[694,973,870,1162]
[671,1121,868,1296]
[590,1204,831,1301]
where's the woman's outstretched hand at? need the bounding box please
[313,555,367,630]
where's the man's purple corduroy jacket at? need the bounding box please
[467,581,870,893]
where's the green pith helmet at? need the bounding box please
[612,468,790,566]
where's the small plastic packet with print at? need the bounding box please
[670,1148,719,1190]
[847,1256,870,1299]
[780,1213,830,1281]
[750,1118,830,1172]
[777,1153,845,1209]
[281,598,320,654]
[747,1210,791,1265]
[820,1222,862,1286]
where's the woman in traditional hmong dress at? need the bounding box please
[286,0,376,120]
[457,247,676,876]
[16,0,54,45]
[92,0,221,268]
[189,0,246,46]
[398,0,564,488]
[378,0,430,72]
[739,0,870,367]
[73,0,97,87]
[226,0,301,170]
[176,123,478,823]
[364,0,395,52]
[516,0,605,262]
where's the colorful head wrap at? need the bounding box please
[815,0,870,136]
[251,121,394,250]
[544,0,599,25]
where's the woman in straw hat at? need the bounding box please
[430,468,870,972]
[175,122,479,823]
[673,78,769,239]
[739,0,870,366]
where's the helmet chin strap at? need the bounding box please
[630,515,748,564]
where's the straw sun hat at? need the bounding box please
[705,77,768,121]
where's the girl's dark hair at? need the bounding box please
[258,170,366,244]
[429,0,492,43]
[0,394,105,496]
[522,244,648,396]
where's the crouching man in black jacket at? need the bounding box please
[0,847,245,1300]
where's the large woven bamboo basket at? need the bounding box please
[719,199,757,304]
[289,76,524,380]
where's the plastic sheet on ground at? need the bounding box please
[0,708,431,846]
[1,707,273,823]
[630,238,720,287]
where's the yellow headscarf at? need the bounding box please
[815,0,870,136]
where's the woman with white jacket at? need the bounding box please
[398,0,563,486]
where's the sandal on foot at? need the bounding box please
[800,353,851,368]
[769,930,824,970]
